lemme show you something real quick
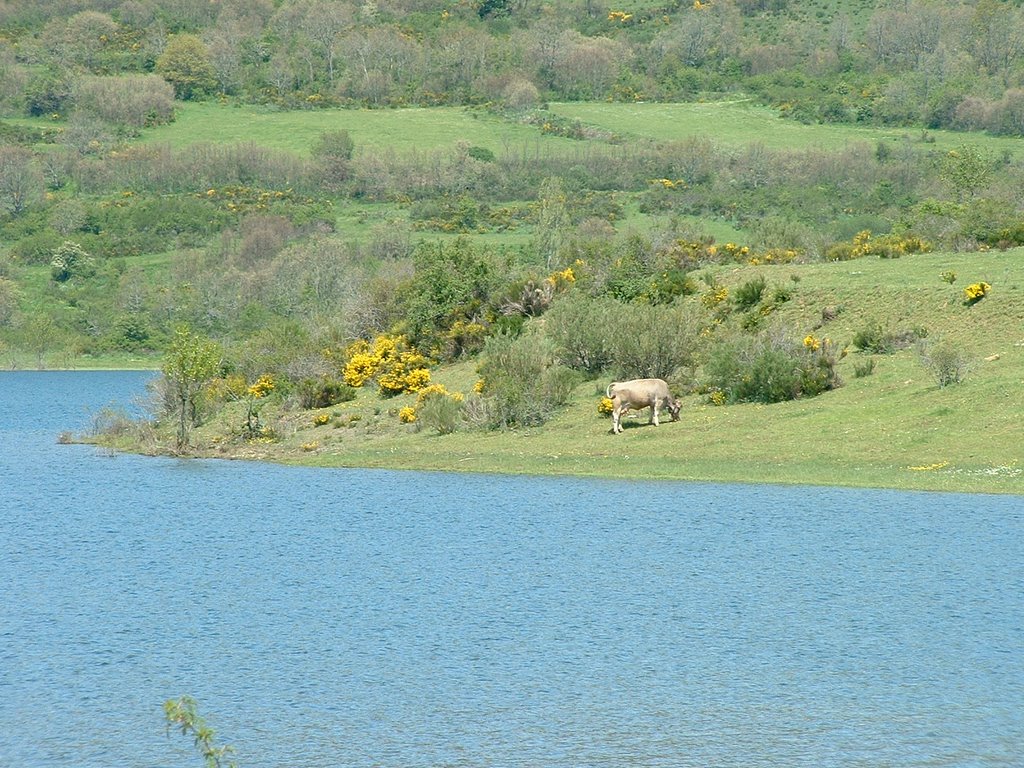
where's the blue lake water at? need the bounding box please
[1,370,1022,767]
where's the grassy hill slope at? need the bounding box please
[144,249,1023,496]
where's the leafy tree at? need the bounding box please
[941,144,994,202]
[156,34,217,100]
[24,69,73,116]
[400,238,501,348]
[311,129,354,192]
[162,326,222,449]
[49,241,95,283]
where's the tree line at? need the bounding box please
[4,0,1024,135]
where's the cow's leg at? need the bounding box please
[612,405,622,434]
[651,401,660,426]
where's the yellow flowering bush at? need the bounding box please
[342,334,431,396]
[701,285,729,308]
[398,406,417,424]
[312,413,330,426]
[206,374,248,402]
[803,334,822,352]
[826,231,932,261]
[598,396,614,415]
[248,374,275,398]
[963,281,991,305]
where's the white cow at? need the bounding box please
[606,378,681,434]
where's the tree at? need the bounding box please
[0,146,44,215]
[162,326,222,449]
[534,176,569,269]
[941,144,994,202]
[311,129,354,192]
[50,241,95,283]
[156,34,217,100]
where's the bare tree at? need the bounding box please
[0,146,44,215]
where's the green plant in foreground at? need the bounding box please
[164,696,237,768]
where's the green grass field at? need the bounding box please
[549,100,1023,155]
[137,102,581,156]
[124,100,1024,159]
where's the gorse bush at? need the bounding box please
[963,281,991,305]
[414,384,465,435]
[342,334,430,396]
[825,230,931,261]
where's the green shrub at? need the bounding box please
[852,322,896,354]
[733,275,767,311]
[918,336,972,387]
[853,358,877,378]
[608,301,706,381]
[417,390,463,434]
[476,330,579,428]
[297,377,357,409]
[544,292,618,376]
[704,330,841,404]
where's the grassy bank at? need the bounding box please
[101,249,1024,496]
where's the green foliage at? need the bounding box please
[852,321,928,356]
[544,292,619,376]
[400,238,502,350]
[940,144,994,202]
[918,336,972,387]
[297,377,357,410]
[156,35,217,101]
[608,301,705,382]
[733,275,767,311]
[164,696,237,768]
[310,130,354,192]
[853,357,877,379]
[476,330,578,428]
[162,326,222,449]
[704,330,841,404]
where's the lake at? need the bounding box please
[1,371,1022,767]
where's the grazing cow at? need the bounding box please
[606,378,681,434]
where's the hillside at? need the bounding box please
[91,248,1023,495]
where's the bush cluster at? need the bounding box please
[704,330,842,405]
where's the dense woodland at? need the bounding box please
[1,0,1023,437]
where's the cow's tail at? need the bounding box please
[605,382,616,398]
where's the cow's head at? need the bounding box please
[668,399,682,421]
